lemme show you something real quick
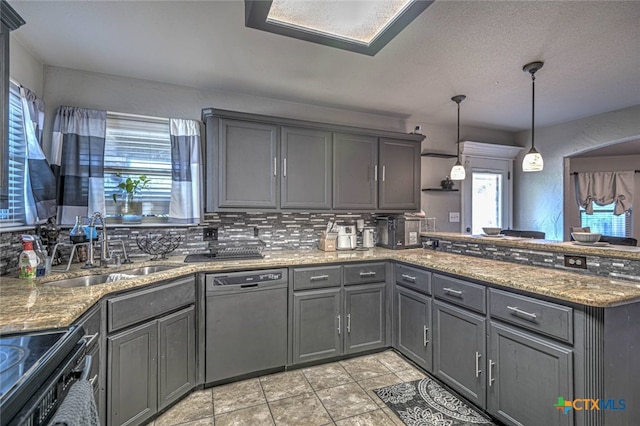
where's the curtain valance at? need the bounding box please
[575,171,634,215]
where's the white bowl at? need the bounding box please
[571,232,601,243]
[482,227,502,236]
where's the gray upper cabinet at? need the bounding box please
[378,138,421,211]
[217,118,279,209]
[333,133,378,210]
[203,109,424,212]
[281,127,332,209]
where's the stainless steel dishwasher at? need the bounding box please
[205,269,288,383]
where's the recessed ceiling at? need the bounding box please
[9,0,640,132]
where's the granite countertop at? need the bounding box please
[2,248,640,334]
[421,232,640,260]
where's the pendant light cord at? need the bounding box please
[531,72,536,150]
[457,100,461,161]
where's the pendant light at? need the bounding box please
[450,95,466,180]
[522,61,544,172]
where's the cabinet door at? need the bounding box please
[218,118,279,208]
[107,321,158,426]
[333,133,378,210]
[158,306,196,411]
[395,286,432,371]
[378,138,420,211]
[488,322,573,426]
[281,127,332,209]
[345,283,386,354]
[293,288,342,364]
[433,301,486,408]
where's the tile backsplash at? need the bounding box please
[0,212,378,275]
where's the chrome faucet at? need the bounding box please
[83,212,111,268]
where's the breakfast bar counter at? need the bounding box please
[2,247,640,333]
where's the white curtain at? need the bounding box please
[169,119,202,224]
[575,171,634,215]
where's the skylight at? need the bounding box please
[245,0,433,56]
[266,0,414,46]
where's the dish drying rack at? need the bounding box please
[208,238,266,260]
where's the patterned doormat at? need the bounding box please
[374,378,497,426]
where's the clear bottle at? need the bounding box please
[33,237,48,276]
[70,215,87,244]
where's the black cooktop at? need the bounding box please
[0,330,67,399]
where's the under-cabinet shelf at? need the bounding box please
[420,152,457,158]
[422,188,459,192]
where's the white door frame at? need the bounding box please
[459,141,523,234]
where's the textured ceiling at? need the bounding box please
[10,0,640,132]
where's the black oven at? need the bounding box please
[0,326,92,426]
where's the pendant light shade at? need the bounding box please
[522,61,544,172]
[450,95,466,180]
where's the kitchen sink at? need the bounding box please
[45,265,180,287]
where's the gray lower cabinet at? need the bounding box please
[108,306,195,426]
[395,285,432,371]
[76,303,105,426]
[106,277,196,426]
[281,126,332,209]
[344,283,386,354]
[292,264,387,365]
[378,138,421,211]
[432,301,486,408]
[293,287,342,364]
[333,133,378,210]
[108,321,158,426]
[488,321,573,426]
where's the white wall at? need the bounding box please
[416,122,515,232]
[9,37,43,96]
[513,105,640,241]
[40,66,410,156]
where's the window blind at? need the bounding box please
[104,112,172,217]
[580,203,632,237]
[0,81,26,226]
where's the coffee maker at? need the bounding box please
[336,225,356,250]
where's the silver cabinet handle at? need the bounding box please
[423,325,429,346]
[337,314,341,335]
[83,332,99,348]
[283,158,287,177]
[507,306,538,321]
[475,352,482,378]
[401,274,416,283]
[488,359,495,386]
[443,287,463,297]
[382,165,386,181]
[359,271,376,278]
[374,165,378,181]
[89,374,98,386]
[347,314,351,333]
[309,274,329,281]
[274,157,277,176]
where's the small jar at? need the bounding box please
[70,216,87,244]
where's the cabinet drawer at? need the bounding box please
[433,274,485,314]
[395,264,431,295]
[77,304,102,339]
[293,265,342,290]
[107,276,195,333]
[489,288,573,343]
[344,262,387,285]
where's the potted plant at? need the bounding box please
[112,173,151,224]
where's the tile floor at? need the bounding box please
[146,350,427,426]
